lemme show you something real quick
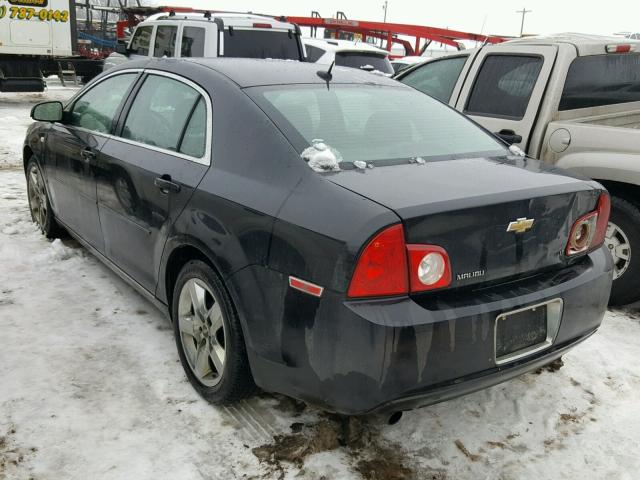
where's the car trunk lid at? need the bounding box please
[329,157,600,289]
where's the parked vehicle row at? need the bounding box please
[396,34,640,305]
[25,56,612,415]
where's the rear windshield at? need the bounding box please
[249,84,505,165]
[222,29,301,60]
[560,53,640,110]
[335,52,394,74]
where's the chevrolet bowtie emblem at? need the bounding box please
[506,217,535,234]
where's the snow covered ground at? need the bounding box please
[2,82,640,480]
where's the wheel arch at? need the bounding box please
[23,145,34,172]
[593,179,640,206]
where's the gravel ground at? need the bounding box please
[1,80,639,480]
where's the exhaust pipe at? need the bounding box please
[387,411,403,425]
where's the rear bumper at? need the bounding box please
[248,248,612,415]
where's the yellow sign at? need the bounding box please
[9,0,48,6]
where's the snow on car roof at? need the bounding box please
[302,38,390,56]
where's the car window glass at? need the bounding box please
[153,25,177,57]
[129,26,153,56]
[68,73,137,133]
[181,27,205,57]
[222,30,300,60]
[335,52,394,74]
[179,97,207,158]
[560,53,640,110]
[305,44,325,62]
[465,55,543,119]
[257,85,505,165]
[122,75,202,153]
[400,56,467,102]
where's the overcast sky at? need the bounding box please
[147,0,638,38]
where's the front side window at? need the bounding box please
[250,84,505,165]
[129,26,153,56]
[399,56,468,102]
[181,27,205,57]
[465,55,543,119]
[153,26,177,57]
[222,29,301,60]
[122,75,206,157]
[68,73,137,133]
[335,52,394,75]
[560,53,640,110]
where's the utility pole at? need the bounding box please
[516,7,531,37]
[381,1,388,48]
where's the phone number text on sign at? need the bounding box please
[0,6,69,21]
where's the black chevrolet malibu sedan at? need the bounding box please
[24,58,613,415]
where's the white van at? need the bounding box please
[104,11,305,70]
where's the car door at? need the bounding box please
[96,71,211,292]
[454,45,557,150]
[46,71,139,251]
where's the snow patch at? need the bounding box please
[301,139,342,172]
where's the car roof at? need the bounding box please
[503,33,640,56]
[141,12,296,30]
[148,57,400,88]
[303,38,389,56]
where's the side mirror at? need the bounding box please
[31,101,63,122]
[115,42,129,55]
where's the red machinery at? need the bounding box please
[285,12,509,57]
[115,7,509,58]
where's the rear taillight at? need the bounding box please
[347,224,451,298]
[347,224,408,298]
[253,23,272,28]
[407,245,452,292]
[565,192,610,256]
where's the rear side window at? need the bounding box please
[129,26,153,56]
[335,52,393,74]
[560,53,640,110]
[181,27,205,57]
[68,73,137,133]
[305,44,325,62]
[154,26,177,57]
[399,56,467,102]
[122,75,207,157]
[179,98,207,158]
[465,55,543,119]
[222,29,301,60]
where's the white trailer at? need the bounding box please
[0,0,102,91]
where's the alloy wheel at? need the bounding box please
[177,278,227,387]
[604,221,631,280]
[27,164,47,230]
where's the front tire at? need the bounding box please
[606,196,640,306]
[172,260,255,403]
[26,159,61,239]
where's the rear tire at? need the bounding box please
[607,196,640,306]
[172,260,256,403]
[26,159,62,239]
